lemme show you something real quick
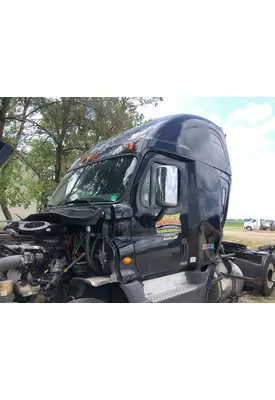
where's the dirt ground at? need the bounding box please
[224,228,275,244]
[223,227,275,303]
[224,227,275,250]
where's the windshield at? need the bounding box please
[48,155,137,207]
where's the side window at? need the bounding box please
[220,179,229,223]
[221,187,226,207]
[141,167,152,207]
[140,164,158,208]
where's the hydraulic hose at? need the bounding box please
[85,226,101,275]
[0,244,19,255]
[0,255,23,274]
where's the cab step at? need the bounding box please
[145,284,202,302]
[143,271,206,303]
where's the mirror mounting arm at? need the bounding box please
[138,207,167,228]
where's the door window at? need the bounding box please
[140,163,160,209]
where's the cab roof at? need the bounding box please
[70,114,231,175]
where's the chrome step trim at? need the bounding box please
[146,284,198,302]
[143,271,188,297]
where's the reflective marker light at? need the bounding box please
[128,143,134,151]
[122,257,132,265]
[86,152,100,162]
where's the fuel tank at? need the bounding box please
[208,259,244,303]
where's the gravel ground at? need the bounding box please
[239,293,275,303]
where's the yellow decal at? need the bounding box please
[156,213,181,235]
[156,213,181,228]
[164,235,178,241]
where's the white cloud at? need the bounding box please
[225,117,275,160]
[227,102,272,125]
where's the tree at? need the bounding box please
[26,97,162,183]
[22,139,56,211]
[0,97,34,219]
[0,97,11,140]
[0,97,163,218]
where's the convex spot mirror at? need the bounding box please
[155,165,179,208]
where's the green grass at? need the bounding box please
[223,234,261,249]
[225,221,243,228]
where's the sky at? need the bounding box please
[141,97,275,219]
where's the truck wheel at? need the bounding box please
[262,255,275,296]
[246,226,252,231]
[69,298,105,303]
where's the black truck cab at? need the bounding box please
[2,114,274,303]
[22,114,239,303]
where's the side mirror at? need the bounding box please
[155,165,179,207]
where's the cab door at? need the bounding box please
[254,219,260,230]
[131,152,189,278]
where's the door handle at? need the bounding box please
[181,242,187,256]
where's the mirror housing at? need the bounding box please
[155,165,179,208]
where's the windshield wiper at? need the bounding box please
[61,197,108,206]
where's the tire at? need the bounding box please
[262,255,275,296]
[69,298,105,303]
[246,226,252,231]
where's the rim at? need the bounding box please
[267,263,275,289]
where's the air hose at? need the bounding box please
[0,255,23,274]
[85,226,102,275]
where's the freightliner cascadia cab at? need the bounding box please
[21,114,243,302]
